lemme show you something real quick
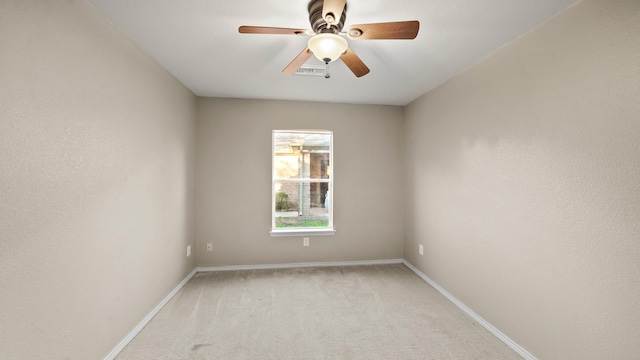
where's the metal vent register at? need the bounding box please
[294,65,327,77]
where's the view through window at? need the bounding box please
[272,130,333,235]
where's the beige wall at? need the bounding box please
[196,98,404,266]
[0,1,196,359]
[404,0,640,358]
[3,0,638,358]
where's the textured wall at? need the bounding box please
[404,0,640,358]
[196,98,404,266]
[0,0,196,358]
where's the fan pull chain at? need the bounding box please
[324,60,330,79]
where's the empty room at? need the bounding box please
[1,0,638,359]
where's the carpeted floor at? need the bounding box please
[116,264,522,359]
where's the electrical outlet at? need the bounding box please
[187,245,191,257]
[206,243,213,251]
[419,244,424,255]
[303,237,309,246]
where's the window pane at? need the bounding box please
[275,181,330,228]
[274,132,331,180]
[272,130,333,235]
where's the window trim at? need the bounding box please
[270,130,335,237]
[269,228,336,237]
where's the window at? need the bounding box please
[270,130,334,236]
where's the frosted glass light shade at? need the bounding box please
[307,34,348,63]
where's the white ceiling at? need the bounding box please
[86,0,578,106]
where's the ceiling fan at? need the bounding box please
[239,0,419,78]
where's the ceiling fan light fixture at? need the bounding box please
[307,33,348,63]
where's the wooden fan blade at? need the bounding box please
[340,48,370,77]
[239,26,313,36]
[347,21,420,40]
[282,47,313,74]
[322,0,346,26]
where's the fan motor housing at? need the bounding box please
[308,0,347,34]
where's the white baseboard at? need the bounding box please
[107,259,533,360]
[402,260,536,360]
[105,259,401,358]
[103,268,197,360]
[197,258,404,272]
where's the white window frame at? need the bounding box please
[270,130,335,237]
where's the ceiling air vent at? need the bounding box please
[294,65,327,77]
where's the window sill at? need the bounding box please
[270,229,336,237]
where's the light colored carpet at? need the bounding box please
[116,264,521,359]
